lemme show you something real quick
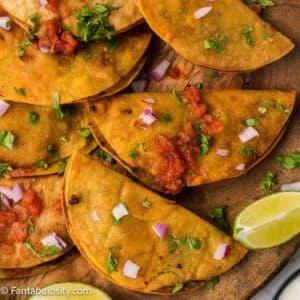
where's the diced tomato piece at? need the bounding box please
[155,135,175,153]
[184,85,200,103]
[55,200,63,211]
[168,66,180,79]
[46,0,60,14]
[21,189,42,217]
[38,20,78,55]
[0,211,17,225]
[207,120,225,134]
[61,31,78,54]
[9,222,28,243]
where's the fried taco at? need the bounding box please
[0,1,143,37]
[86,89,296,194]
[0,101,96,176]
[0,248,78,279]
[64,151,247,293]
[136,0,294,71]
[0,175,72,269]
[0,15,151,104]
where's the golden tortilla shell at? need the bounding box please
[64,151,247,293]
[0,175,72,269]
[0,22,151,104]
[0,0,143,35]
[136,0,294,71]
[0,102,96,173]
[86,90,296,193]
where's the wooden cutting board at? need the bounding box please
[1,1,299,299]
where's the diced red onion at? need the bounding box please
[39,0,48,6]
[213,243,231,260]
[152,223,168,239]
[235,163,246,171]
[0,183,23,203]
[141,98,155,105]
[216,149,229,157]
[239,126,259,143]
[150,59,171,81]
[194,7,213,19]
[91,210,100,221]
[281,182,300,191]
[112,203,128,221]
[1,194,11,208]
[41,232,67,250]
[122,260,140,279]
[0,16,12,31]
[139,107,158,126]
[0,100,9,117]
[39,44,51,54]
[131,80,148,93]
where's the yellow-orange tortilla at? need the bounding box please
[64,151,247,293]
[86,90,296,193]
[136,0,294,71]
[0,175,72,269]
[0,21,151,104]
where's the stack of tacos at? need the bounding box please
[0,0,297,295]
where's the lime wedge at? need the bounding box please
[233,192,300,249]
[28,282,111,300]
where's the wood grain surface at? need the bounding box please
[1,1,299,299]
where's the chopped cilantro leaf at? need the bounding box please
[142,200,152,208]
[260,171,277,190]
[206,69,218,78]
[261,98,289,115]
[160,113,172,123]
[106,37,119,53]
[243,27,254,45]
[186,281,198,288]
[93,148,115,165]
[0,163,12,176]
[14,87,26,96]
[240,146,256,156]
[23,241,60,257]
[112,216,119,225]
[173,283,184,294]
[52,92,66,119]
[29,111,39,125]
[47,144,60,159]
[37,160,48,169]
[204,33,228,53]
[277,152,300,169]
[204,276,219,290]
[79,128,93,142]
[169,236,201,253]
[172,88,184,103]
[17,40,32,60]
[76,4,118,42]
[107,250,118,273]
[258,106,267,114]
[194,82,203,89]
[207,206,230,232]
[242,118,260,126]
[0,131,15,150]
[58,158,68,175]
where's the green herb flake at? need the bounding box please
[0,163,12,177]
[206,69,218,78]
[23,241,60,258]
[179,8,186,14]
[37,160,49,169]
[29,111,40,125]
[17,40,32,60]
[240,146,256,156]
[93,148,114,165]
[160,113,172,123]
[142,200,152,208]
[242,118,260,126]
[263,31,274,42]
[198,134,211,156]
[76,4,118,42]
[79,128,93,142]
[277,152,300,170]
[207,206,229,232]
[169,236,201,253]
[258,0,274,9]
[243,27,254,45]
[204,276,220,290]
[52,92,66,119]
[258,106,267,114]
[58,158,68,175]
[112,216,120,226]
[107,250,118,273]
[173,283,184,294]
[186,281,198,288]
[14,87,26,96]
[107,37,119,53]
[204,33,228,53]
[260,171,277,190]
[47,144,60,159]
[194,82,203,89]
[261,98,289,115]
[28,220,35,234]
[130,150,139,159]
[0,131,15,150]
[172,88,184,103]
